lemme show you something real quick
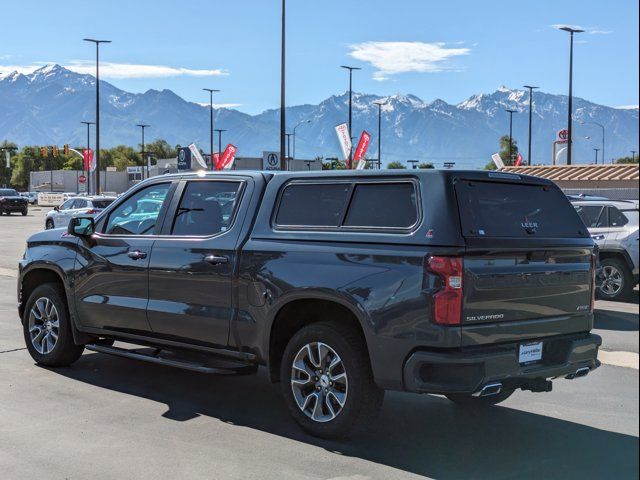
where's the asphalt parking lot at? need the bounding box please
[0,209,638,479]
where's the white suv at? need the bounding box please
[573,200,639,301]
[45,196,116,230]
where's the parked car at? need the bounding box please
[19,170,601,438]
[0,188,29,215]
[62,192,77,201]
[20,192,38,205]
[572,200,639,301]
[44,195,116,229]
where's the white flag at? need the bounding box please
[188,143,208,169]
[491,153,505,169]
[334,123,352,162]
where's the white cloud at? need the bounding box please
[551,24,612,35]
[348,41,470,81]
[0,61,227,79]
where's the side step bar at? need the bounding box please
[86,344,257,375]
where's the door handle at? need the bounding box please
[205,254,229,265]
[127,250,147,260]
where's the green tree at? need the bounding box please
[322,158,346,170]
[143,139,177,159]
[485,135,518,170]
[386,161,406,169]
[0,140,19,187]
[615,155,638,164]
[418,162,435,169]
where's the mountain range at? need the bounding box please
[1,64,638,168]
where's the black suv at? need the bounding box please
[18,170,600,438]
[0,188,29,215]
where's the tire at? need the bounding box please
[45,219,55,230]
[598,257,633,301]
[22,209,28,216]
[446,388,515,407]
[22,283,84,367]
[280,321,384,439]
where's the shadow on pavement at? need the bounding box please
[51,352,639,480]
[594,309,639,331]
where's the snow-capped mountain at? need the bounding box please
[1,65,637,167]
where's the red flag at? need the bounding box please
[515,153,523,166]
[82,149,93,171]
[217,144,237,170]
[212,153,220,170]
[353,131,371,169]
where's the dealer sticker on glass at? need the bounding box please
[519,341,543,364]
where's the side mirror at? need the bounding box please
[68,216,95,237]
[53,206,59,212]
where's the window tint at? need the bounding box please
[104,183,170,235]
[276,183,351,227]
[574,205,606,228]
[73,199,88,209]
[456,181,588,238]
[0,189,18,196]
[91,199,114,209]
[59,199,75,211]
[608,207,629,227]
[171,181,242,236]
[344,183,418,228]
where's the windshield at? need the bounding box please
[0,189,19,197]
[91,199,115,209]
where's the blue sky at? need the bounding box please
[1,0,638,113]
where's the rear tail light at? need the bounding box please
[85,209,101,214]
[427,256,463,325]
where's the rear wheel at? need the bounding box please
[446,388,515,407]
[22,283,84,367]
[280,321,384,439]
[598,258,633,301]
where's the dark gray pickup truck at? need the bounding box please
[18,169,601,438]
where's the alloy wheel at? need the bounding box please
[600,265,623,297]
[290,342,348,423]
[28,297,60,355]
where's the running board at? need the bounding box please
[85,344,257,375]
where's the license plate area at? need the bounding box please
[519,341,543,365]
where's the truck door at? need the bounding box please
[146,178,251,347]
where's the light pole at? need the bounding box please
[373,100,387,169]
[559,26,584,165]
[203,88,220,170]
[341,65,361,167]
[83,38,111,194]
[580,120,605,166]
[523,85,538,165]
[285,133,293,164]
[593,148,600,164]
[505,109,516,163]
[81,121,94,194]
[292,119,310,161]
[280,0,286,170]
[214,129,226,160]
[631,150,637,163]
[136,123,150,179]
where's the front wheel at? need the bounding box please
[22,283,84,367]
[446,388,515,407]
[280,321,384,439]
[22,209,28,216]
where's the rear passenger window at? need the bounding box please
[574,205,605,228]
[276,183,350,227]
[171,181,242,236]
[608,207,629,227]
[344,183,418,228]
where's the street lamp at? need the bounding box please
[580,120,605,166]
[523,85,538,165]
[83,38,111,194]
[559,26,584,165]
[292,119,311,161]
[136,123,150,178]
[214,129,227,161]
[505,109,516,162]
[593,148,600,164]
[81,121,95,194]
[631,150,637,163]
[373,100,387,169]
[341,65,361,167]
[203,88,220,170]
[280,0,286,170]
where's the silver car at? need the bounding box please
[45,195,116,230]
[573,199,639,301]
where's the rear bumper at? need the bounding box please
[403,333,601,394]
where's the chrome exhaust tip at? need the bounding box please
[565,367,590,380]
[473,382,503,397]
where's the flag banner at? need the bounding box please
[334,123,352,165]
[82,149,93,171]
[177,147,191,170]
[188,143,208,169]
[353,130,371,170]
[212,152,220,170]
[515,153,523,166]
[218,144,238,170]
[491,153,505,169]
[5,150,10,168]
